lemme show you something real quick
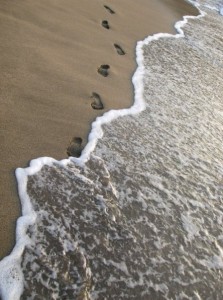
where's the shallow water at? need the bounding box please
[1,0,223,299]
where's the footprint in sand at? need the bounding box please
[102,20,110,29]
[91,92,104,110]
[98,64,110,77]
[114,43,125,55]
[67,137,83,157]
[104,5,115,14]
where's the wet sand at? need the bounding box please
[0,0,197,258]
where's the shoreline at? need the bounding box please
[5,2,223,297]
[0,0,198,258]
[0,2,207,297]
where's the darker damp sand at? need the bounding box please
[0,0,198,258]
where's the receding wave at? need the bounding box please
[1,0,223,299]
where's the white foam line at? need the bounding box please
[0,2,205,299]
[204,4,218,11]
[204,3,223,14]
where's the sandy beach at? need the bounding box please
[0,0,197,258]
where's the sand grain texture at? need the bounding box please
[0,0,197,257]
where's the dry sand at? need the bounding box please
[0,0,197,258]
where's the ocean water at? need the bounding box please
[1,0,223,299]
